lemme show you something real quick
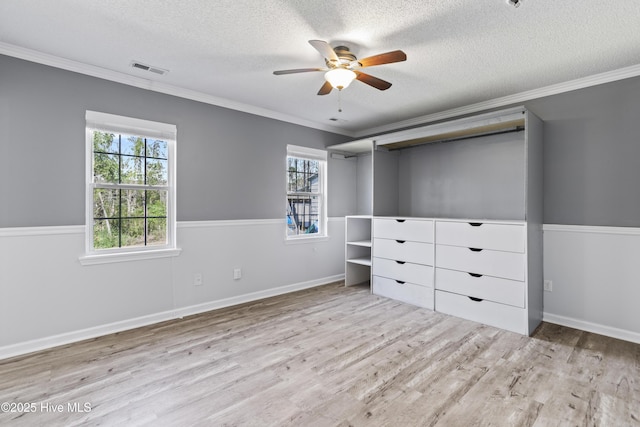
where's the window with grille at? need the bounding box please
[84,111,177,258]
[286,145,327,239]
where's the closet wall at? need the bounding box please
[397,132,526,219]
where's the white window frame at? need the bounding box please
[286,144,328,242]
[80,111,180,265]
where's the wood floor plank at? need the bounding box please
[1,282,639,426]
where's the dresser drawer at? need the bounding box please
[373,257,433,287]
[435,268,524,308]
[373,276,434,309]
[373,238,433,265]
[435,244,525,281]
[435,221,525,253]
[373,218,433,243]
[435,290,527,334]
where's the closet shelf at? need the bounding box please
[347,257,372,267]
[347,240,372,247]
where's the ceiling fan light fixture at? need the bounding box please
[324,68,356,90]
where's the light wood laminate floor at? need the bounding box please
[1,282,639,426]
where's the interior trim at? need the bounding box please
[543,223,640,236]
[0,42,354,137]
[358,63,640,137]
[177,219,284,228]
[78,248,182,266]
[0,274,344,361]
[0,225,84,237]
[0,217,345,236]
[3,42,640,137]
[3,221,635,238]
[543,312,640,344]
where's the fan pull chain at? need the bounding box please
[338,90,343,113]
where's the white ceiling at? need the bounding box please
[2,0,640,137]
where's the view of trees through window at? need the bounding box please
[92,131,168,249]
[287,156,321,236]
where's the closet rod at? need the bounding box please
[385,126,525,151]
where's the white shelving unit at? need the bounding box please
[331,106,544,336]
[345,215,372,286]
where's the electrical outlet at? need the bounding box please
[194,273,203,286]
[233,268,242,280]
[544,280,553,292]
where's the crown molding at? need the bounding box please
[0,42,355,137]
[3,42,640,140]
[355,63,640,137]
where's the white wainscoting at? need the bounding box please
[543,224,640,344]
[3,221,638,360]
[0,218,345,360]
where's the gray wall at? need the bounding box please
[373,150,399,217]
[0,55,351,228]
[328,155,358,217]
[356,153,373,215]
[397,131,526,220]
[526,75,640,227]
[4,53,640,228]
[364,74,640,227]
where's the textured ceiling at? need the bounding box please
[1,0,640,136]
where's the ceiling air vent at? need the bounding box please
[130,61,168,75]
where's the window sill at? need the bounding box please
[79,247,182,266]
[285,235,329,245]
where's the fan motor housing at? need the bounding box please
[334,46,357,62]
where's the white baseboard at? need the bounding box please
[543,312,640,344]
[0,275,344,361]
[0,309,178,362]
[172,274,345,319]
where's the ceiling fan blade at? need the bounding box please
[317,81,333,95]
[355,71,392,90]
[358,50,407,68]
[309,40,339,61]
[273,68,325,75]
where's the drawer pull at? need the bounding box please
[469,247,483,252]
[469,222,483,227]
[396,219,406,223]
[396,240,406,244]
[395,260,406,265]
[468,273,483,278]
[395,280,406,284]
[468,296,484,302]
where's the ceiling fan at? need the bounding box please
[273,40,407,95]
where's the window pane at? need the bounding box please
[287,157,319,193]
[287,194,320,235]
[147,190,167,217]
[121,218,146,247]
[88,114,174,253]
[93,219,120,249]
[147,139,168,159]
[146,158,168,185]
[93,188,119,218]
[121,155,145,184]
[147,218,167,246]
[121,190,146,218]
[121,135,145,156]
[93,153,119,184]
[93,131,118,154]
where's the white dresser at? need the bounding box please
[365,216,541,335]
[371,217,434,309]
[434,219,532,335]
